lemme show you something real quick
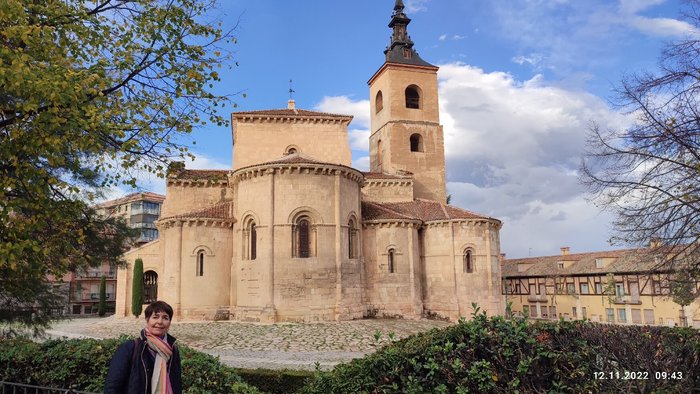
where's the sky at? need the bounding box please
[117,0,697,259]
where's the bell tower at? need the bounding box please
[368,0,446,203]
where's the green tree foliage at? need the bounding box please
[302,310,700,393]
[131,258,143,317]
[0,0,235,330]
[0,337,261,393]
[581,1,700,293]
[98,274,106,317]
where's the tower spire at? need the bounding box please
[384,0,434,67]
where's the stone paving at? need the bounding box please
[47,317,452,370]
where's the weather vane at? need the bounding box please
[289,79,295,100]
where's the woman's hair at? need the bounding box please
[144,300,174,319]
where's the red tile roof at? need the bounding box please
[362,199,496,223]
[232,108,352,119]
[169,169,230,181]
[501,247,677,277]
[163,201,234,221]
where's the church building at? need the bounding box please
[115,1,505,322]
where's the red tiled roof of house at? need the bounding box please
[232,108,352,119]
[500,247,678,277]
[362,199,496,223]
[96,192,165,208]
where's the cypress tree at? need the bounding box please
[131,258,144,317]
[98,275,107,317]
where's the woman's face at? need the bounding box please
[146,311,171,337]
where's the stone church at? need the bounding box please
[115,1,504,322]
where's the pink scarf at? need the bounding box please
[144,328,173,394]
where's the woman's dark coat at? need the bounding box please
[104,331,182,394]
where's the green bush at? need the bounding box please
[301,308,700,393]
[237,368,312,394]
[0,336,261,393]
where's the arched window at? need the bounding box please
[143,271,158,303]
[377,139,383,170]
[375,91,384,113]
[410,133,423,152]
[293,216,315,258]
[405,85,421,109]
[388,248,396,273]
[286,147,297,155]
[250,224,257,260]
[464,249,474,273]
[196,251,205,276]
[348,218,358,259]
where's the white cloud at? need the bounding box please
[439,34,447,41]
[438,62,631,257]
[405,0,430,13]
[619,0,666,14]
[353,156,370,172]
[315,96,370,130]
[628,16,696,37]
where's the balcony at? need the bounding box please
[75,271,116,279]
[74,293,115,301]
[614,295,641,305]
[130,207,160,216]
[527,294,548,302]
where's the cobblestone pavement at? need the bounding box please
[47,317,451,370]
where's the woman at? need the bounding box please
[104,301,182,394]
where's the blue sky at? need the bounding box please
[120,0,696,258]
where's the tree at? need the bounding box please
[131,258,144,317]
[0,1,236,331]
[98,274,107,317]
[581,1,700,294]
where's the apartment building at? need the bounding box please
[57,192,165,315]
[501,247,700,328]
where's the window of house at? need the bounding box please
[549,306,557,319]
[606,308,614,322]
[250,224,257,260]
[595,283,603,294]
[572,307,577,318]
[595,258,605,268]
[388,248,396,273]
[566,283,576,294]
[144,271,158,304]
[580,283,590,294]
[375,91,383,113]
[539,284,546,295]
[644,309,655,324]
[615,283,625,299]
[557,262,564,269]
[632,309,642,324]
[582,307,587,318]
[463,249,474,273]
[410,133,424,152]
[405,85,421,109]
[529,305,538,318]
[196,251,205,276]
[617,308,627,323]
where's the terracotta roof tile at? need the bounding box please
[362,199,496,223]
[501,247,676,277]
[169,169,230,181]
[163,201,234,221]
[233,108,352,119]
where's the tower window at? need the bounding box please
[403,48,412,59]
[293,215,315,258]
[388,248,396,273]
[348,218,358,259]
[410,133,423,152]
[405,85,421,109]
[375,91,384,113]
[463,249,474,273]
[196,251,205,276]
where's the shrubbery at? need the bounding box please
[301,306,700,393]
[0,336,261,393]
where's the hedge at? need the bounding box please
[0,336,261,393]
[301,307,700,393]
